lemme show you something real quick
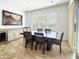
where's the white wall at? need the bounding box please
[25,4,68,40]
[0,2,26,29]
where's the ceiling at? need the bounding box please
[1,0,69,11]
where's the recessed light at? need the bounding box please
[50,1,53,3]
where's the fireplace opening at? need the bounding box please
[0,32,7,43]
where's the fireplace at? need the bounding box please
[0,32,7,43]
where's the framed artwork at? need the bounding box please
[2,10,22,25]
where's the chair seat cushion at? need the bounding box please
[52,39,61,45]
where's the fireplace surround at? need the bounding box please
[0,32,8,43]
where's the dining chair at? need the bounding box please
[23,32,34,50]
[45,29,51,33]
[37,29,43,33]
[52,32,64,54]
[34,32,46,54]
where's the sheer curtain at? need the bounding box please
[31,13,57,32]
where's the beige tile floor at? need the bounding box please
[0,38,75,59]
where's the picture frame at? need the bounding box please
[2,10,22,25]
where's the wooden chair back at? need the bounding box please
[37,29,43,32]
[45,29,51,33]
[60,32,64,43]
[34,32,44,43]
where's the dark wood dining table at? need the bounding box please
[21,31,57,51]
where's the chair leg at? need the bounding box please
[43,44,45,54]
[52,44,53,51]
[31,42,33,50]
[25,40,27,48]
[35,42,37,50]
[60,45,61,54]
[23,37,25,45]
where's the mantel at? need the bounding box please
[0,27,31,32]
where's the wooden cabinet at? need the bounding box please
[8,29,22,41]
[14,29,19,39]
[19,29,23,37]
[7,27,30,41]
[8,30,15,41]
[0,27,30,42]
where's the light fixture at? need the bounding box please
[50,1,53,3]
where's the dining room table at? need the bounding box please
[31,31,57,51]
[21,30,57,51]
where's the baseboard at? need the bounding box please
[8,37,23,42]
[63,40,68,42]
[0,41,8,45]
[0,37,23,45]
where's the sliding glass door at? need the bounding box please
[76,0,79,58]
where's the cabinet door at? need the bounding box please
[19,29,23,37]
[14,29,20,39]
[8,30,15,41]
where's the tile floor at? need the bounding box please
[0,38,75,59]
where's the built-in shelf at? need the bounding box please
[0,27,31,43]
